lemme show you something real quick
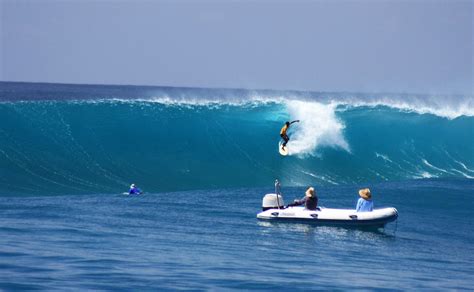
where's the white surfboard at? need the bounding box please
[278,141,289,156]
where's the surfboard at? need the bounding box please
[279,141,289,156]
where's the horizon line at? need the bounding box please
[0,79,470,97]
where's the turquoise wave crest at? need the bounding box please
[1,95,472,195]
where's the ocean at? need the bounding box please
[0,81,473,290]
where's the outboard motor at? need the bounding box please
[262,193,285,211]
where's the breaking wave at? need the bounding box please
[0,82,473,195]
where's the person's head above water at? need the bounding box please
[130,184,135,189]
[285,121,290,126]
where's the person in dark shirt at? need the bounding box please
[287,187,318,210]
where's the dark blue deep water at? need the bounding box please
[1,181,473,290]
[0,82,473,290]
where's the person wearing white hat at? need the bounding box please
[128,183,142,195]
[356,188,374,212]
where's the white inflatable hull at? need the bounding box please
[257,206,398,228]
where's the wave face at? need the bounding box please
[1,82,473,195]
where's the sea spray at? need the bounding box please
[285,100,350,156]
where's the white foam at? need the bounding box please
[375,152,393,163]
[415,171,437,179]
[422,159,454,174]
[334,96,474,120]
[285,100,350,156]
[5,89,473,120]
[454,160,474,173]
[143,94,474,119]
[20,91,472,120]
[301,170,339,185]
[110,95,285,108]
[450,169,474,179]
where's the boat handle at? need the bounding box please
[349,215,358,220]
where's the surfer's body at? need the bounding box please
[280,120,299,150]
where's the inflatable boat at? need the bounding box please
[257,193,398,228]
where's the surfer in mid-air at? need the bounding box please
[280,120,299,150]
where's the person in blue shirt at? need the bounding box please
[356,188,374,212]
[129,184,142,195]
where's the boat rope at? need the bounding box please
[393,218,398,235]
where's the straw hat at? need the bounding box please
[358,188,372,200]
[305,187,315,197]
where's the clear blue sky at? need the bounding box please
[1,0,473,94]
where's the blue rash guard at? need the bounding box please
[356,198,373,212]
[129,187,141,195]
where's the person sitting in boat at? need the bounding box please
[356,188,373,212]
[287,187,318,210]
[129,184,142,195]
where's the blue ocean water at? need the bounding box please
[0,82,473,289]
